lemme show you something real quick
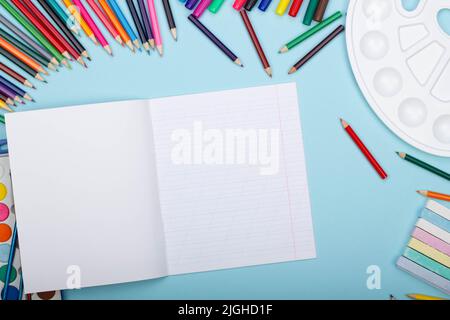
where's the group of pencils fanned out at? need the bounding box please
[0,0,178,115]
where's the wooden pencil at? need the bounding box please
[417,190,450,202]
[0,27,55,71]
[397,152,449,181]
[99,0,135,52]
[0,62,34,88]
[0,47,46,82]
[162,0,177,40]
[288,25,345,74]
[138,0,155,49]
[47,0,80,35]
[0,37,46,74]
[239,10,271,77]
[147,0,163,56]
[62,0,98,44]
[87,0,123,45]
[126,0,149,52]
[0,93,15,107]
[0,82,22,105]
[188,14,243,66]
[0,13,58,66]
[0,75,33,101]
[108,0,140,50]
[36,0,91,62]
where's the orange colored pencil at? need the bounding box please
[0,37,46,75]
[98,0,134,52]
[417,190,450,202]
[62,0,98,45]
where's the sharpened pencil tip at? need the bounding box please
[396,152,406,159]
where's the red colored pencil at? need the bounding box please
[340,119,388,180]
[289,0,304,17]
[10,0,70,66]
[22,0,86,67]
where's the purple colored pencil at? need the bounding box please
[193,0,212,18]
[0,82,20,101]
[188,14,242,66]
[137,0,154,47]
[185,0,200,10]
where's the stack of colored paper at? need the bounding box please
[397,201,450,295]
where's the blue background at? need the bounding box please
[1,0,449,299]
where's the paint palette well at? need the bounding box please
[346,0,450,157]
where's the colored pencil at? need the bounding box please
[280,11,342,53]
[108,0,140,50]
[240,10,271,77]
[0,47,45,82]
[407,294,448,301]
[88,0,122,45]
[209,0,226,13]
[18,269,23,300]
[0,96,14,110]
[0,101,10,113]
[1,223,17,300]
[275,0,291,15]
[188,14,243,66]
[47,0,80,35]
[0,75,33,101]
[0,81,22,104]
[3,0,67,66]
[163,0,177,40]
[418,190,450,202]
[233,0,247,10]
[303,0,319,25]
[288,0,303,17]
[0,63,34,88]
[193,0,212,18]
[147,0,163,56]
[62,0,98,45]
[125,0,149,52]
[0,27,55,71]
[37,0,91,61]
[10,0,70,64]
[244,0,258,11]
[185,0,200,10]
[23,0,84,67]
[99,0,135,52]
[0,13,57,66]
[313,0,329,22]
[258,0,273,11]
[0,37,47,75]
[138,0,155,49]
[340,118,388,180]
[397,152,449,181]
[288,25,345,74]
[73,0,112,55]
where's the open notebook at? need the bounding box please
[6,83,316,293]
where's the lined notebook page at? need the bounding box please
[149,83,316,275]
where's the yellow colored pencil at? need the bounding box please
[62,0,98,45]
[276,0,291,15]
[407,294,448,301]
[0,100,13,112]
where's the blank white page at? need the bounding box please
[149,83,316,275]
[6,101,168,293]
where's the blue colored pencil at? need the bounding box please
[0,75,33,101]
[185,0,200,10]
[107,0,141,50]
[1,223,17,300]
[258,0,273,11]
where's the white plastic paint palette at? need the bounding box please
[346,0,450,157]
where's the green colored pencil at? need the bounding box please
[0,27,56,71]
[0,114,5,124]
[0,0,66,64]
[208,0,226,13]
[397,152,450,181]
[303,0,319,26]
[280,11,343,53]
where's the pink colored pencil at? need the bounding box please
[193,0,212,18]
[86,0,122,46]
[73,0,112,55]
[147,0,162,56]
[233,0,246,10]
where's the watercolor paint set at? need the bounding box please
[0,155,61,300]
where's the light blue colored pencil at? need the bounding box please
[107,0,141,50]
